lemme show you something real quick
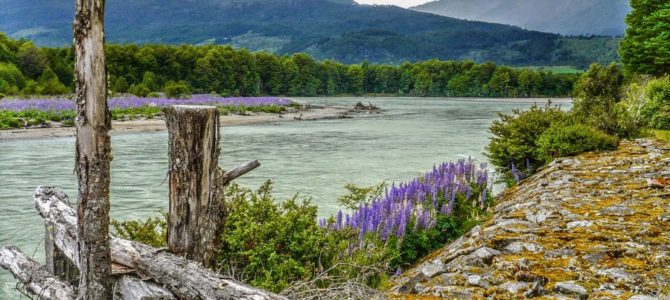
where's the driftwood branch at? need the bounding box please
[220,160,261,186]
[0,245,76,300]
[35,186,286,300]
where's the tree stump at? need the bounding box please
[163,105,224,268]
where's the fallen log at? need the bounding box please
[35,186,286,300]
[0,245,76,300]
[113,276,176,300]
[34,186,176,300]
[220,160,261,186]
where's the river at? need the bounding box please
[0,97,569,297]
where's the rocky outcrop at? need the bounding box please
[390,140,670,299]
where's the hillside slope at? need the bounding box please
[1,0,618,65]
[413,0,630,36]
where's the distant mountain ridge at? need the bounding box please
[412,0,630,36]
[0,0,619,65]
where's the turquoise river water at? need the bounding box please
[0,97,569,298]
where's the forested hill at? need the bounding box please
[1,0,617,66]
[412,0,630,37]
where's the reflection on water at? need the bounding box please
[0,97,568,297]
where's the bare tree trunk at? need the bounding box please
[73,0,112,298]
[163,105,223,268]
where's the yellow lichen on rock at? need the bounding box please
[389,140,670,299]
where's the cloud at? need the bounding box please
[354,0,431,9]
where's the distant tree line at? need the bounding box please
[0,33,578,99]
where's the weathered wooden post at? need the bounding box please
[73,0,113,298]
[163,105,224,268]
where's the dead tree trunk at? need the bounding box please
[163,105,223,268]
[0,246,76,300]
[73,0,113,298]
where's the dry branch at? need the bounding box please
[0,245,76,300]
[220,160,261,186]
[35,186,286,300]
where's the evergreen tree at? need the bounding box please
[620,0,670,76]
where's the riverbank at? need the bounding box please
[0,106,350,140]
[390,139,670,298]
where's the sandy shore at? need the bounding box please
[0,106,350,141]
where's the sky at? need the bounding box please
[355,0,432,8]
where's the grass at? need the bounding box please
[654,130,670,142]
[521,66,585,74]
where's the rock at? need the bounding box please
[526,210,551,224]
[599,205,635,217]
[567,220,593,229]
[629,296,657,300]
[597,268,638,284]
[505,242,543,253]
[499,282,530,294]
[466,275,488,288]
[420,260,445,278]
[658,213,670,222]
[554,281,588,299]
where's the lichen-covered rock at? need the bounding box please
[390,140,670,299]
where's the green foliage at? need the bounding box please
[128,83,151,97]
[641,76,670,130]
[337,182,387,210]
[38,67,69,95]
[486,103,569,176]
[0,33,579,98]
[572,63,635,137]
[620,0,670,76]
[163,80,191,99]
[537,123,619,163]
[101,175,490,294]
[111,215,167,248]
[218,181,333,292]
[113,77,129,93]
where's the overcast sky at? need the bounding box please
[355,0,432,8]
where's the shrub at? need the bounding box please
[642,76,670,130]
[486,103,569,177]
[147,92,161,98]
[0,93,5,99]
[572,63,635,137]
[129,83,151,97]
[111,215,167,248]
[537,123,619,163]
[163,80,191,99]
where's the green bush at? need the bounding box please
[0,93,5,99]
[572,63,635,137]
[537,123,619,163]
[164,80,191,99]
[129,83,151,97]
[642,76,670,130]
[112,215,167,248]
[486,103,569,177]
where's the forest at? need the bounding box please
[0,33,577,99]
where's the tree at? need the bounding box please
[73,0,113,298]
[620,0,670,76]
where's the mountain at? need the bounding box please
[412,0,630,36]
[0,0,619,66]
